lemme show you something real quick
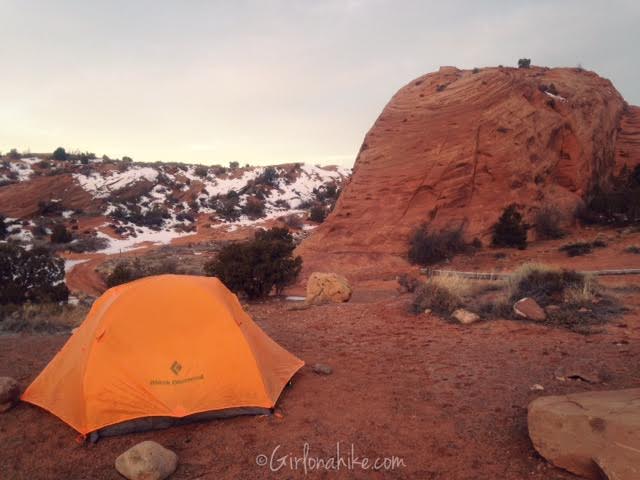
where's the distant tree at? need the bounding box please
[491,204,528,249]
[50,224,73,243]
[256,166,279,187]
[204,227,302,298]
[38,199,64,216]
[7,148,20,160]
[229,161,239,170]
[122,156,133,163]
[518,58,531,69]
[52,147,67,161]
[0,244,69,304]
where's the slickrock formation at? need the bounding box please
[300,66,640,273]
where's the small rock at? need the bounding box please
[423,308,432,315]
[513,297,546,321]
[530,384,545,391]
[545,304,561,313]
[115,441,178,480]
[312,363,333,375]
[451,308,480,325]
[0,377,19,412]
[578,307,592,313]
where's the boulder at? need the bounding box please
[306,272,352,305]
[528,388,640,479]
[115,441,178,480]
[513,297,546,321]
[0,377,19,412]
[451,308,480,325]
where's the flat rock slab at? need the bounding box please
[528,388,640,479]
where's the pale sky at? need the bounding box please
[1,0,638,167]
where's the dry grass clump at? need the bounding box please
[505,263,621,332]
[410,263,623,333]
[0,303,88,333]
[412,273,471,315]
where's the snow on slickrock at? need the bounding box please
[73,166,159,198]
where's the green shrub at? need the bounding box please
[559,240,607,257]
[52,147,67,161]
[0,244,69,304]
[308,205,327,223]
[282,214,303,229]
[204,227,302,299]
[105,258,178,288]
[212,193,241,222]
[491,204,528,249]
[579,165,640,225]
[518,58,531,68]
[50,224,73,243]
[256,166,279,187]
[242,196,265,219]
[194,165,208,178]
[534,205,565,239]
[408,225,467,266]
[625,245,640,254]
[38,199,64,216]
[66,236,110,253]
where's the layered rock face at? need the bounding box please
[301,66,640,266]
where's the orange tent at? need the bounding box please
[21,275,304,435]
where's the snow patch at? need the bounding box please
[74,166,159,198]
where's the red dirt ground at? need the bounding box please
[2,281,640,479]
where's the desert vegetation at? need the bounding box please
[559,239,607,257]
[491,204,528,249]
[105,258,180,288]
[533,204,565,240]
[204,227,302,299]
[0,243,69,306]
[408,225,468,265]
[578,165,640,225]
[408,263,622,333]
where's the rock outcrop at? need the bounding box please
[300,66,640,277]
[528,388,640,479]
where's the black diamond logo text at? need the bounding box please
[170,361,182,375]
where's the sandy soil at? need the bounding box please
[2,282,639,479]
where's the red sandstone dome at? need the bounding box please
[299,65,640,273]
